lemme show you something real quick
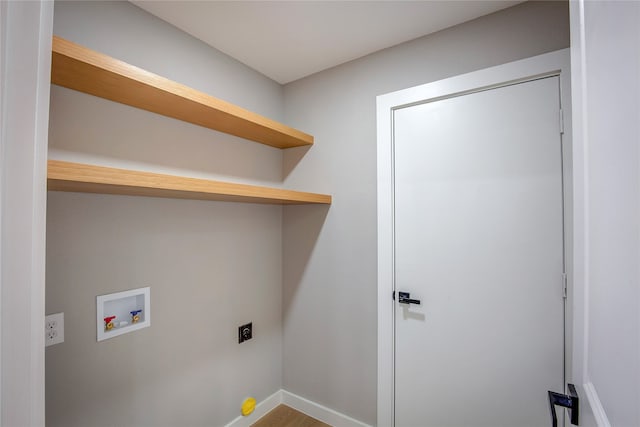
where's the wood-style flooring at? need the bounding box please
[251,405,332,427]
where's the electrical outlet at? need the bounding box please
[45,313,64,347]
[238,322,252,343]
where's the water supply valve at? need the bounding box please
[104,316,116,331]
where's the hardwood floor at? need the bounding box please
[251,405,332,427]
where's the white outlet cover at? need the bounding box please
[45,312,64,347]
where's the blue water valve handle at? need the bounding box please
[130,309,142,323]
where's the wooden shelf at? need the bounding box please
[47,160,332,205]
[48,38,331,205]
[51,36,313,149]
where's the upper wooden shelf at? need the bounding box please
[48,160,332,205]
[51,36,313,149]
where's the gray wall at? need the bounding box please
[46,2,285,427]
[47,194,282,427]
[52,1,283,121]
[281,2,569,424]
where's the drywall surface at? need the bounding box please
[282,1,570,424]
[46,194,283,427]
[47,2,284,426]
[579,1,640,425]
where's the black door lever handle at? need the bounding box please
[548,384,579,427]
[398,292,421,305]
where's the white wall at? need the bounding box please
[0,1,53,425]
[46,2,286,426]
[570,1,640,426]
[282,2,569,424]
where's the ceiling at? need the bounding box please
[131,1,522,84]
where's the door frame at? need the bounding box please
[0,1,53,425]
[376,48,572,426]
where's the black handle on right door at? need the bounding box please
[548,383,579,427]
[398,292,421,305]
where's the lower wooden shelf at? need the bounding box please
[47,160,332,205]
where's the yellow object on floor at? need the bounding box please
[241,397,256,416]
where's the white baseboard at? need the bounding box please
[231,383,608,427]
[584,382,611,427]
[282,390,371,427]
[225,389,371,427]
[224,390,282,427]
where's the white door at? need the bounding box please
[393,76,565,427]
